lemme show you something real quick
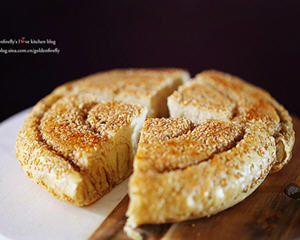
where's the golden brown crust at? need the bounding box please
[138,118,195,145]
[135,118,244,173]
[126,70,295,237]
[55,68,188,97]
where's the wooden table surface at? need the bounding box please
[90,117,300,240]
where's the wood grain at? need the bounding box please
[90,117,300,240]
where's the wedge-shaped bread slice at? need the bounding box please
[54,68,190,117]
[16,93,147,206]
[126,70,294,239]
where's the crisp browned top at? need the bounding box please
[136,118,244,172]
[54,68,189,98]
[139,118,195,144]
[32,93,144,171]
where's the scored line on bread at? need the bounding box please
[15,69,295,240]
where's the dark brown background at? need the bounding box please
[1,0,300,122]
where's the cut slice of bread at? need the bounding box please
[16,93,147,206]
